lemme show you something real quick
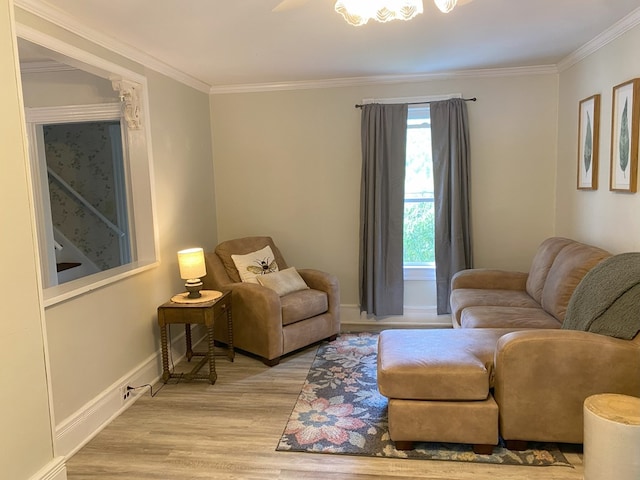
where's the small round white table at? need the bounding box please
[583,393,640,480]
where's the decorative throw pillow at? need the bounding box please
[256,267,309,296]
[231,245,279,283]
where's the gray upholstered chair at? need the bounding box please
[202,236,340,366]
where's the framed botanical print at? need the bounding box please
[577,94,600,190]
[610,79,640,192]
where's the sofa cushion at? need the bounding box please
[281,289,328,326]
[377,329,517,401]
[460,306,562,329]
[450,288,540,327]
[525,237,575,303]
[541,242,610,322]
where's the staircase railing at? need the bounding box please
[47,166,126,239]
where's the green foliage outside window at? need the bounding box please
[404,201,435,263]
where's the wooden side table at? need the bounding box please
[157,290,234,384]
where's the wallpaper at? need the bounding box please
[44,121,128,271]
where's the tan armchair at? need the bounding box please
[202,236,340,366]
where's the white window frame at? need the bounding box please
[404,104,434,281]
[17,25,160,307]
[26,104,130,287]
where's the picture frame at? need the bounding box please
[610,78,640,192]
[577,94,600,190]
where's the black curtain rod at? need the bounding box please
[354,97,477,109]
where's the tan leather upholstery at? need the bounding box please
[388,397,499,446]
[525,237,575,302]
[378,329,504,447]
[378,328,514,401]
[450,237,611,328]
[378,237,637,448]
[202,236,340,365]
[460,306,561,329]
[540,242,610,322]
[450,288,539,327]
[494,330,640,443]
[377,327,640,447]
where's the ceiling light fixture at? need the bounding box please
[433,0,458,13]
[334,0,458,26]
[334,0,424,27]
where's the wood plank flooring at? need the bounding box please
[65,343,584,480]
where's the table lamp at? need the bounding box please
[177,247,206,298]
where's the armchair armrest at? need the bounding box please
[451,269,528,291]
[494,330,640,443]
[217,282,284,360]
[298,268,341,328]
[298,268,339,296]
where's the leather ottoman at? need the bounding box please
[377,328,516,453]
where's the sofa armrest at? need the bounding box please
[451,269,528,291]
[494,330,640,443]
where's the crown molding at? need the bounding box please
[210,65,559,95]
[16,23,147,84]
[20,59,76,74]
[558,6,640,72]
[14,0,211,93]
[15,0,638,95]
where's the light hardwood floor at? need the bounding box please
[66,343,584,480]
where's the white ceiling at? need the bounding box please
[16,0,640,91]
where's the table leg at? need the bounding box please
[185,323,193,361]
[160,322,170,383]
[207,323,218,384]
[226,304,235,362]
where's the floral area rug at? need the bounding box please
[277,332,573,467]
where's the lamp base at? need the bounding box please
[185,279,203,299]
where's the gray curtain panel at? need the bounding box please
[359,103,408,316]
[431,98,473,314]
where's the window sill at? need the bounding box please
[403,265,435,281]
[43,259,159,308]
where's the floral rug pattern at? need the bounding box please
[277,332,573,467]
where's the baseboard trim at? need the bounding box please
[55,325,206,459]
[29,456,67,480]
[340,304,452,331]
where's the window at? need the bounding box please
[18,35,158,306]
[26,106,132,288]
[404,106,434,270]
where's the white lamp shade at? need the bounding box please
[177,247,206,280]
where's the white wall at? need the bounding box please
[0,1,57,478]
[556,24,640,253]
[210,73,559,309]
[9,4,218,469]
[44,69,217,422]
[21,68,118,107]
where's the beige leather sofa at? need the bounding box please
[202,236,340,366]
[378,238,640,452]
[450,237,611,329]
